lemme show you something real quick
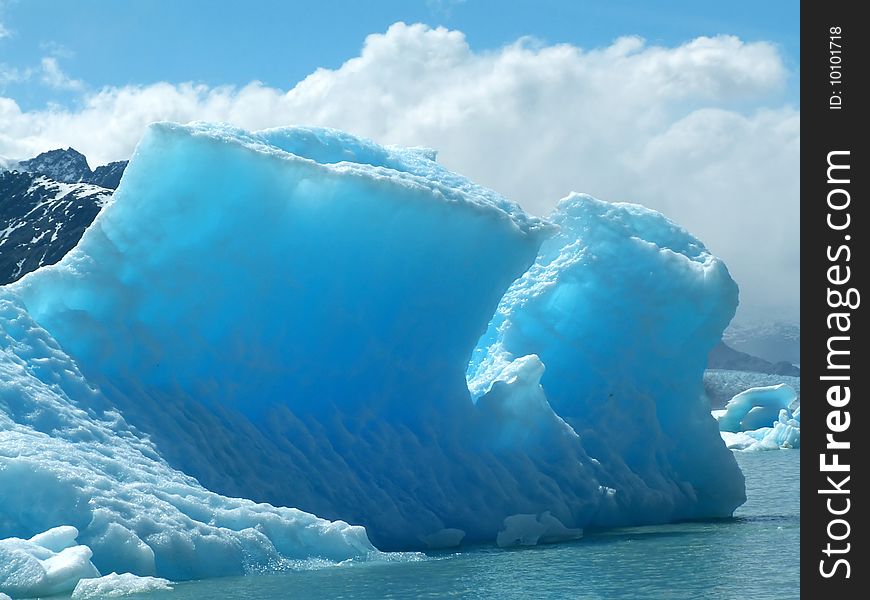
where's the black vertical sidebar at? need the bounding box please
[802,1,866,596]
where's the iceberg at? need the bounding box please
[715,384,800,450]
[3,123,744,583]
[71,573,172,599]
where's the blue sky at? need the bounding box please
[2,0,799,109]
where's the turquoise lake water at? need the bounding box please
[96,451,801,599]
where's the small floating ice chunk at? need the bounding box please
[496,512,583,547]
[0,526,99,598]
[71,573,173,599]
[418,528,466,549]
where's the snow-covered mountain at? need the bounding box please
[0,172,112,284]
[17,148,94,183]
[1,148,127,285]
[14,148,129,188]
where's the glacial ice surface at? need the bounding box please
[4,123,744,582]
[0,293,377,593]
[469,194,745,523]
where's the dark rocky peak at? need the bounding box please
[18,148,128,190]
[19,147,93,184]
[89,160,129,190]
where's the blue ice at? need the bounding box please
[2,123,746,594]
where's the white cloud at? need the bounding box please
[0,22,798,319]
[0,63,29,87]
[39,56,84,91]
[426,0,467,19]
[0,0,10,40]
[0,0,9,41]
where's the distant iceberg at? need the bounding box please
[715,384,800,450]
[2,123,745,588]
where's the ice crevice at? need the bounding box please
[2,122,745,590]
